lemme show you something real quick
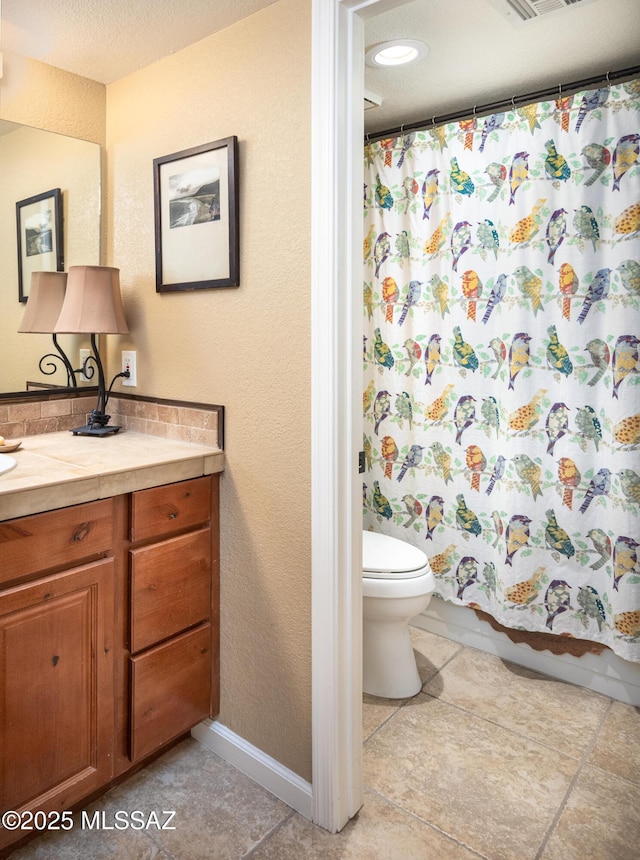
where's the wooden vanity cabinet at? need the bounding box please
[0,474,219,853]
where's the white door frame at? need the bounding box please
[310,0,405,833]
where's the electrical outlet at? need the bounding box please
[122,350,137,387]
[79,349,91,383]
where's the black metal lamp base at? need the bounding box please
[68,346,130,438]
[71,407,120,437]
[72,423,121,437]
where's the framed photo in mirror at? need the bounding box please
[16,188,64,303]
[153,136,239,292]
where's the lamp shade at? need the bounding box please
[18,271,68,333]
[54,265,129,334]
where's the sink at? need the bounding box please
[0,454,17,477]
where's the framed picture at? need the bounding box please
[153,136,239,292]
[16,188,64,303]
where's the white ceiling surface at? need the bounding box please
[1,0,640,136]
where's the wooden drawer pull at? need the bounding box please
[72,522,92,542]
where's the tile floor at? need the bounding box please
[8,628,640,859]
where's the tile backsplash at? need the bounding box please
[0,393,223,449]
[109,395,222,447]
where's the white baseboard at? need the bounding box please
[414,597,640,707]
[191,720,313,820]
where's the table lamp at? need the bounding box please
[54,265,130,436]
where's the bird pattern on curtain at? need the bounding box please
[362,79,640,662]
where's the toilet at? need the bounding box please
[362,530,435,699]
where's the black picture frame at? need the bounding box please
[16,188,64,303]
[153,136,239,292]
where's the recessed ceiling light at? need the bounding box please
[365,39,429,68]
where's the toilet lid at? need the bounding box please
[362,530,429,579]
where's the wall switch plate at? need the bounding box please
[79,349,92,383]
[122,350,137,387]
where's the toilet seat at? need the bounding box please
[363,530,429,579]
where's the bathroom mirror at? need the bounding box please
[0,120,101,398]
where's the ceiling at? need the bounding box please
[1,0,279,84]
[2,0,640,137]
[363,0,640,135]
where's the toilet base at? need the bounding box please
[363,615,422,699]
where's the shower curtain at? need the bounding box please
[362,79,640,662]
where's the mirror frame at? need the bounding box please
[0,386,98,404]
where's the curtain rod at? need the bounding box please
[365,64,640,143]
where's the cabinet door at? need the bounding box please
[0,558,114,836]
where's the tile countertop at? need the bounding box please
[0,430,224,521]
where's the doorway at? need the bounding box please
[310,0,409,833]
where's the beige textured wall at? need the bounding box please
[0,51,105,144]
[106,0,313,779]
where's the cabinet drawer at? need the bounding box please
[129,623,211,762]
[130,476,211,543]
[130,527,211,653]
[0,499,115,586]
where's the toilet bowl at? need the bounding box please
[362,530,435,699]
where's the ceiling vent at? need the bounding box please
[489,0,597,25]
[364,88,383,111]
